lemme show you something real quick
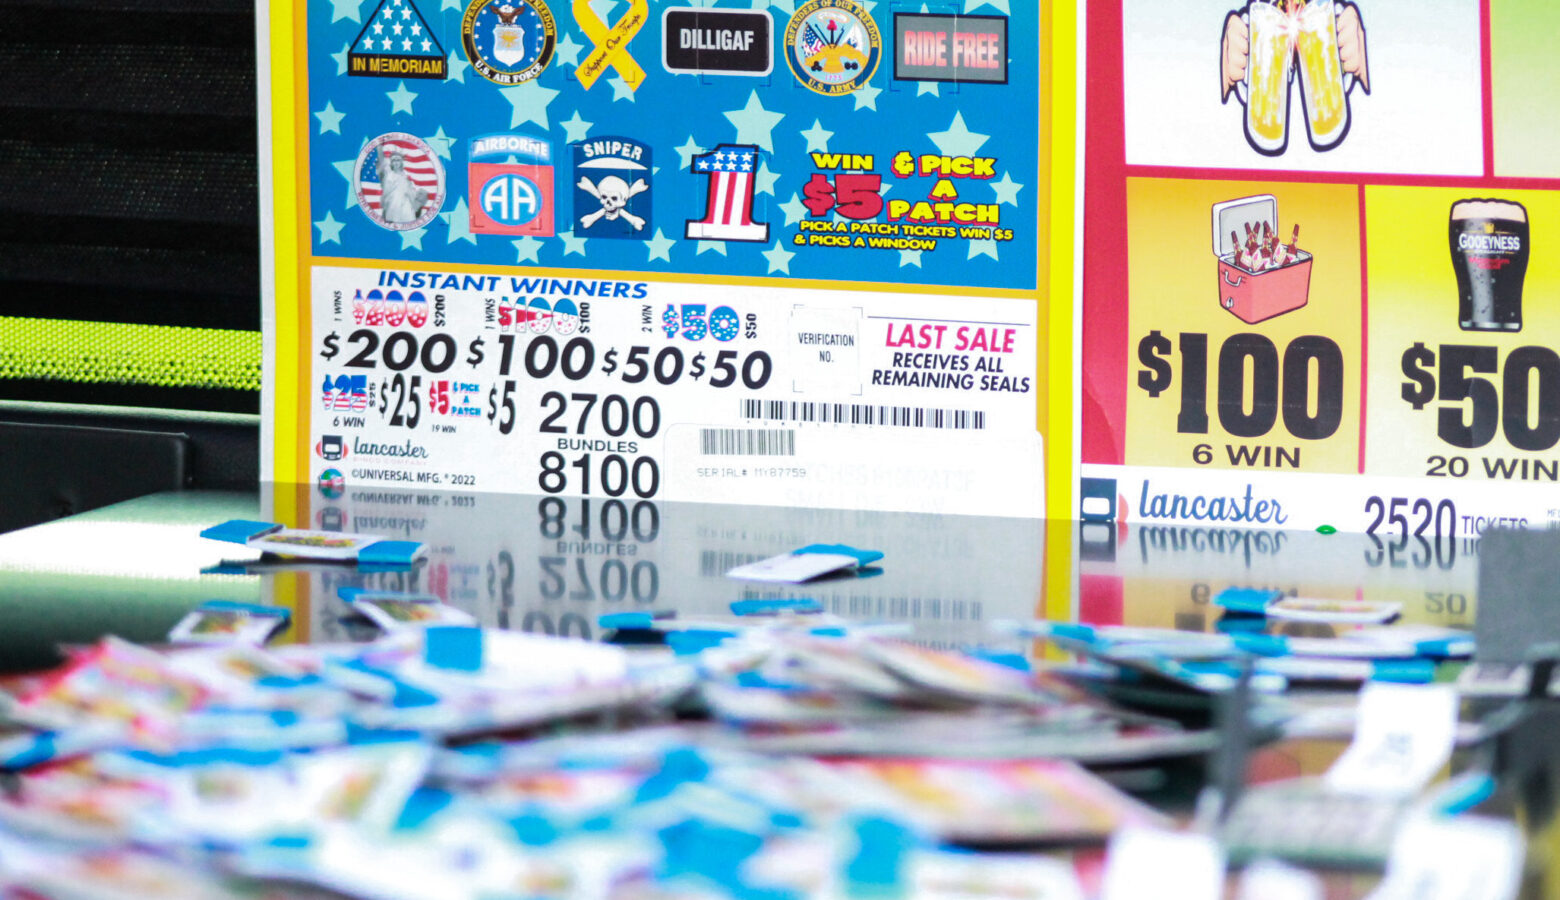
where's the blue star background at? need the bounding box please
[307,0,1039,289]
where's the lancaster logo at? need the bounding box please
[352,437,431,460]
[1137,480,1289,526]
[662,7,772,76]
[316,434,347,461]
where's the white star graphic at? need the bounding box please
[967,237,999,261]
[555,33,585,68]
[401,226,427,251]
[799,119,833,154]
[558,230,588,257]
[441,198,478,245]
[990,172,1024,206]
[315,211,346,244]
[423,126,457,160]
[762,240,796,274]
[333,156,359,209]
[386,81,418,115]
[928,112,990,157]
[723,90,785,152]
[330,0,365,23]
[851,84,882,112]
[696,241,727,256]
[964,0,1009,12]
[644,228,676,262]
[512,236,543,263]
[898,249,923,268]
[314,102,345,135]
[561,111,593,143]
[609,75,638,103]
[446,49,470,83]
[331,43,351,75]
[754,161,780,196]
[675,136,704,170]
[779,193,807,226]
[501,81,562,129]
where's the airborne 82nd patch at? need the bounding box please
[468,133,555,236]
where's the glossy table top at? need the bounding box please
[0,487,1550,896]
[0,485,1481,661]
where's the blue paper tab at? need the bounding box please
[425,626,483,672]
[1213,587,1284,615]
[843,816,916,897]
[0,733,59,770]
[197,599,291,619]
[965,649,1032,672]
[599,611,676,630]
[667,630,737,656]
[1370,658,1437,684]
[730,598,823,616]
[1415,637,1475,659]
[358,540,427,566]
[507,809,563,846]
[1045,622,1098,645]
[1431,773,1497,816]
[795,544,885,567]
[1230,633,1289,657]
[200,519,281,545]
[394,786,455,831]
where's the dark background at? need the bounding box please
[0,0,262,530]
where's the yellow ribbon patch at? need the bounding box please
[573,0,648,90]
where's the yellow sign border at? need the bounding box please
[262,0,1077,525]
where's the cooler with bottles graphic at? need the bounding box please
[1213,194,1312,324]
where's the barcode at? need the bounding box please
[699,428,796,456]
[740,399,986,430]
[701,551,765,576]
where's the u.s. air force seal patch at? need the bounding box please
[461,0,556,85]
[784,0,880,96]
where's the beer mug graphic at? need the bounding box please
[1238,1,1298,155]
[1231,0,1358,155]
[1450,199,1529,332]
[1296,0,1350,148]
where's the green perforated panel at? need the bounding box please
[0,317,261,392]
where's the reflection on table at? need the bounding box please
[0,486,1555,895]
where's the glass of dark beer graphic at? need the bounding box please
[1450,199,1528,332]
